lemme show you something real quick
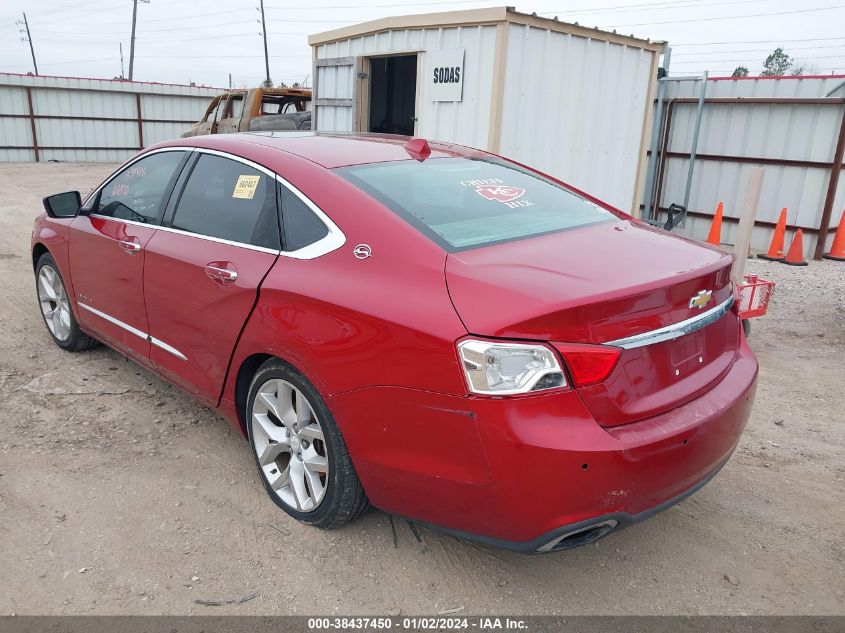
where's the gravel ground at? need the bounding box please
[0,162,843,615]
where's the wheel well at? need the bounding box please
[234,353,273,434]
[32,243,49,270]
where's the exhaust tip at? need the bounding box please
[537,519,618,552]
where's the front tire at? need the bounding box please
[247,359,369,528]
[35,252,98,352]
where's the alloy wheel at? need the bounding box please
[38,265,71,342]
[251,378,329,512]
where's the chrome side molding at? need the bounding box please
[604,296,735,350]
[78,303,187,360]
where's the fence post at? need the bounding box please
[135,93,144,150]
[814,105,845,260]
[26,87,39,162]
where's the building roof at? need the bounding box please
[309,5,665,52]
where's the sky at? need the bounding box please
[0,0,843,88]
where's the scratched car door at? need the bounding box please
[142,152,279,406]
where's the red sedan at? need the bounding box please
[32,133,757,552]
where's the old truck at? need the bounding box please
[182,87,311,138]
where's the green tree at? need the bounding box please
[732,66,750,77]
[761,48,793,76]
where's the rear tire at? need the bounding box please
[246,358,369,528]
[35,252,98,352]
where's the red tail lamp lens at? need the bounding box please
[552,343,622,387]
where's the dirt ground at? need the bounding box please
[0,162,842,616]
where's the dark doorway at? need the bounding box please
[369,55,417,135]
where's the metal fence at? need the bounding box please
[0,73,222,163]
[641,74,845,260]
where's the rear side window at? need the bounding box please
[170,154,280,250]
[96,151,185,223]
[337,157,616,251]
[279,185,328,251]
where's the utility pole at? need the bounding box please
[128,0,138,80]
[128,0,149,81]
[258,0,271,87]
[120,43,125,79]
[19,12,39,75]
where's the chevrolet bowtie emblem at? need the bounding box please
[689,289,713,310]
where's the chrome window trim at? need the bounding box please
[87,213,281,255]
[81,146,189,210]
[82,146,345,260]
[195,147,345,260]
[78,302,186,360]
[603,296,735,350]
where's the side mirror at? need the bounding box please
[43,191,81,218]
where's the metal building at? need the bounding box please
[309,6,665,212]
[0,72,222,163]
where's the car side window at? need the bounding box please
[96,151,185,223]
[279,184,329,251]
[170,154,280,250]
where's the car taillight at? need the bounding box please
[551,343,622,388]
[457,339,567,395]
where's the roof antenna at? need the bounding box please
[404,138,431,161]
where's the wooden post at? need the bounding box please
[731,167,764,283]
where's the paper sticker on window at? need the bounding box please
[232,175,261,199]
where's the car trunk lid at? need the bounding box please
[445,220,738,427]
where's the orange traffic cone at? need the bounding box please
[783,229,808,266]
[823,210,845,261]
[759,208,787,261]
[706,202,724,245]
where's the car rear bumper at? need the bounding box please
[330,336,758,551]
[414,450,733,553]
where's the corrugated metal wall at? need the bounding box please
[314,61,356,132]
[0,73,222,162]
[500,24,656,212]
[313,25,498,149]
[649,76,845,256]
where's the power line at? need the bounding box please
[541,0,760,17]
[608,4,845,27]
[672,53,845,63]
[264,0,498,8]
[673,44,845,57]
[674,36,845,46]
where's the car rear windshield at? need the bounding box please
[337,157,616,251]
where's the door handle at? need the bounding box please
[119,238,141,254]
[205,263,238,284]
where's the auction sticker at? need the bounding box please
[232,175,261,199]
